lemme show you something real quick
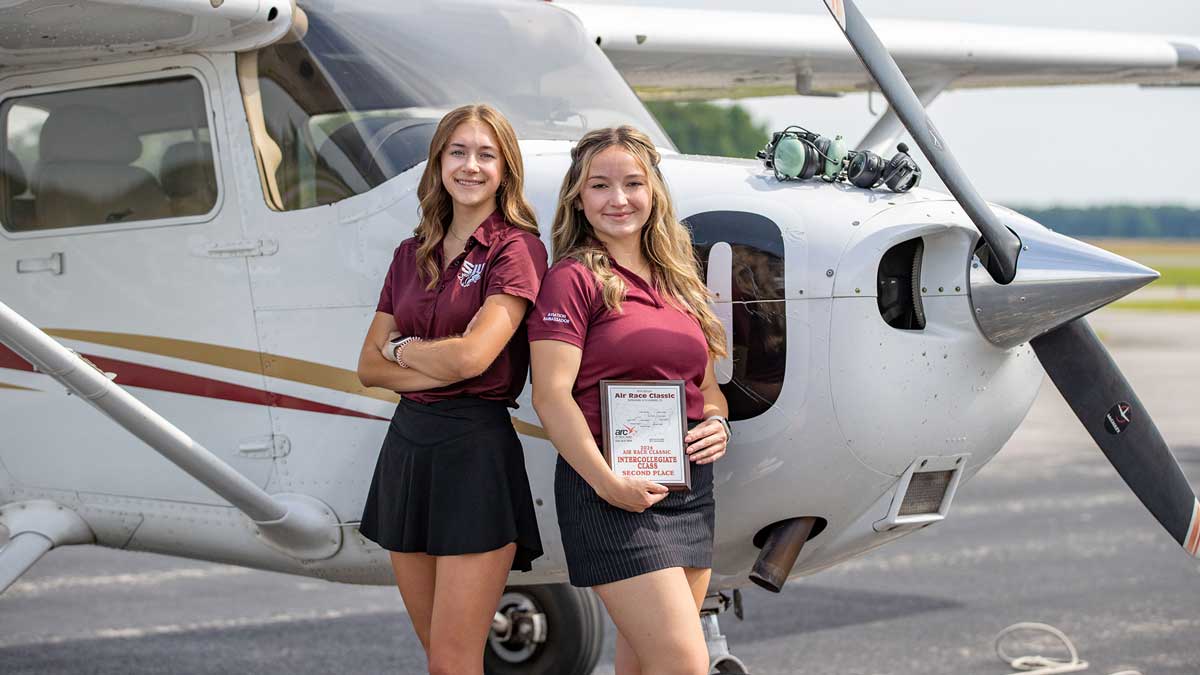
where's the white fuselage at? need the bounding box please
[0,48,1045,590]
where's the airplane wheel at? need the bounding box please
[711,655,750,674]
[485,583,605,675]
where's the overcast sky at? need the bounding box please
[573,0,1200,207]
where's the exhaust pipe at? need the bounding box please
[749,517,818,593]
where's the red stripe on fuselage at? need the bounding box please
[0,344,385,421]
[0,344,34,372]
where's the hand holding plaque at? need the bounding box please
[600,380,690,492]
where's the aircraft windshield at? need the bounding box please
[247,0,670,211]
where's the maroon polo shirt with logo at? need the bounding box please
[376,210,548,407]
[527,256,710,442]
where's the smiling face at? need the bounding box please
[577,145,652,248]
[440,120,504,212]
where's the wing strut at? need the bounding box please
[0,499,94,594]
[857,75,954,156]
[0,299,342,561]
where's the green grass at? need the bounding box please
[1111,299,1200,312]
[1086,238,1200,271]
[1154,267,1200,287]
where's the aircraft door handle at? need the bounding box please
[194,239,279,258]
[237,435,291,459]
[16,252,64,275]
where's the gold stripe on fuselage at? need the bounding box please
[41,329,549,440]
[46,328,398,403]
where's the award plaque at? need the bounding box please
[599,379,690,491]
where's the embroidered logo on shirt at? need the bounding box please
[543,312,571,325]
[458,260,485,287]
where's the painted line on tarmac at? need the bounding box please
[5,565,254,597]
[954,490,1133,518]
[0,604,405,649]
[822,528,1164,576]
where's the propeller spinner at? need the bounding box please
[821,0,1200,557]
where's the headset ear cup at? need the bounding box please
[821,136,846,179]
[883,152,922,192]
[849,151,883,188]
[802,150,818,179]
[772,135,807,179]
[847,152,865,185]
[808,137,832,180]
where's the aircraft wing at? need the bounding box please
[0,0,295,72]
[553,2,1200,99]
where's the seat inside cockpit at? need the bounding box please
[0,75,216,232]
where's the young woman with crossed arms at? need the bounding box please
[356,104,545,675]
[528,126,731,675]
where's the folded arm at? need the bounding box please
[402,293,530,381]
[356,312,455,393]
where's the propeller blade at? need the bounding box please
[820,0,1022,283]
[820,0,1198,557]
[1031,319,1200,558]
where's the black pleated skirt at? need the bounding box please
[554,436,715,587]
[359,397,543,571]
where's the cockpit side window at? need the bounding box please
[0,76,216,232]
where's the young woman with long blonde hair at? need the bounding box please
[356,104,545,675]
[528,126,731,675]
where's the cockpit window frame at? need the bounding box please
[238,0,672,214]
[0,57,225,240]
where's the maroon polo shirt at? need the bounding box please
[527,257,710,441]
[376,210,548,407]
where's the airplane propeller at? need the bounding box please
[821,0,1200,557]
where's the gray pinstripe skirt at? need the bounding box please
[554,451,715,588]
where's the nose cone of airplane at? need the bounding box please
[969,226,1159,349]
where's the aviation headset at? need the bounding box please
[757,126,847,182]
[759,127,922,193]
[846,142,922,193]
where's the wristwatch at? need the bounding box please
[705,414,732,440]
[390,336,421,368]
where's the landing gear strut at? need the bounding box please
[703,590,750,674]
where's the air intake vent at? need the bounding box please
[877,238,926,330]
[874,455,967,532]
[898,470,953,516]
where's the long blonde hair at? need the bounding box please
[552,126,727,358]
[414,104,538,289]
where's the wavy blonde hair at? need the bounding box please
[552,126,727,358]
[414,104,538,289]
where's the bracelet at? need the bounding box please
[393,336,421,368]
[705,414,732,440]
[383,335,403,363]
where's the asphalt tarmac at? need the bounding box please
[2,308,1198,675]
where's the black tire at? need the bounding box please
[484,583,605,675]
[712,658,749,674]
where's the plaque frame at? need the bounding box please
[599,379,690,491]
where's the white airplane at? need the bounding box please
[1,1,1197,673]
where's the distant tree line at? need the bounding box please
[1012,206,1200,239]
[646,102,1200,238]
[646,101,769,159]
